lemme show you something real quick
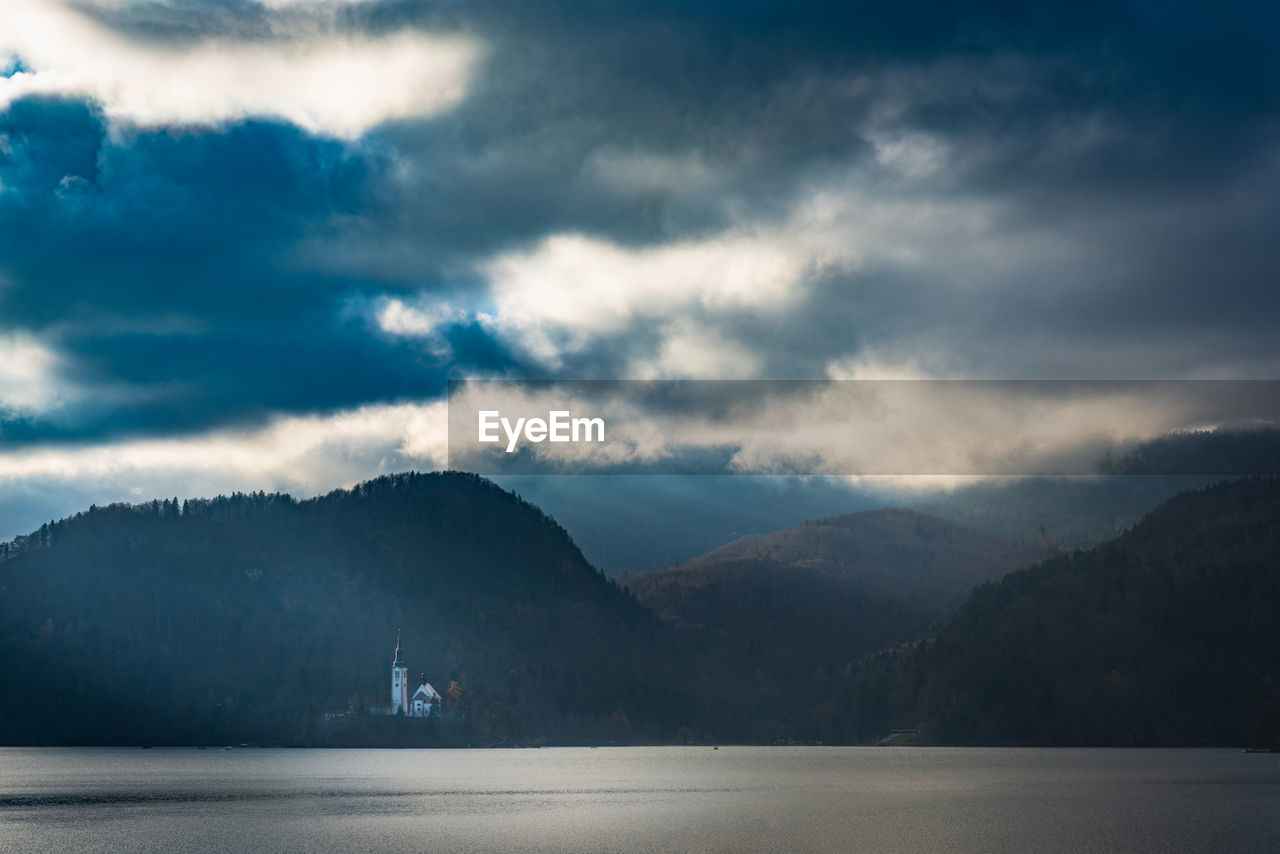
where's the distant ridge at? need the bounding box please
[627,506,1052,627]
[862,476,1280,747]
[623,508,1053,730]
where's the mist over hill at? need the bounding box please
[508,431,1280,574]
[625,508,1051,632]
[854,477,1280,747]
[622,509,1053,737]
[920,475,1221,548]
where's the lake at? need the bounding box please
[1,747,1277,852]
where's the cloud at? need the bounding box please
[0,0,483,139]
[368,296,469,359]
[0,398,447,490]
[375,298,464,338]
[869,130,949,179]
[0,0,1279,540]
[632,320,766,380]
[0,333,65,415]
[580,148,723,196]
[448,380,1280,477]
[476,232,813,368]
[0,97,501,443]
[0,394,450,541]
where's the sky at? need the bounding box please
[1,0,1278,549]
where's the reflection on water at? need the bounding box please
[1,747,1278,853]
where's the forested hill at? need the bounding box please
[621,509,1052,735]
[5,471,1277,748]
[629,508,1051,609]
[0,472,677,746]
[919,429,1280,550]
[626,508,1050,645]
[863,476,1280,747]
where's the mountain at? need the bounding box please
[497,474,886,575]
[629,508,1053,611]
[622,509,1053,737]
[909,431,1280,549]
[0,472,690,747]
[502,430,1280,575]
[5,468,1276,748]
[858,476,1280,747]
[919,475,1221,549]
[1098,428,1280,476]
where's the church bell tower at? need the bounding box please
[391,631,409,715]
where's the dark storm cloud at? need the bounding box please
[2,0,1278,456]
[0,95,519,443]
[0,100,372,327]
[304,0,1280,380]
[368,0,1279,202]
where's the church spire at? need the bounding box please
[393,630,405,668]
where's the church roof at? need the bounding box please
[412,682,441,701]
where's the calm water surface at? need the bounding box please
[1,747,1277,852]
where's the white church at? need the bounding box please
[390,632,442,717]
